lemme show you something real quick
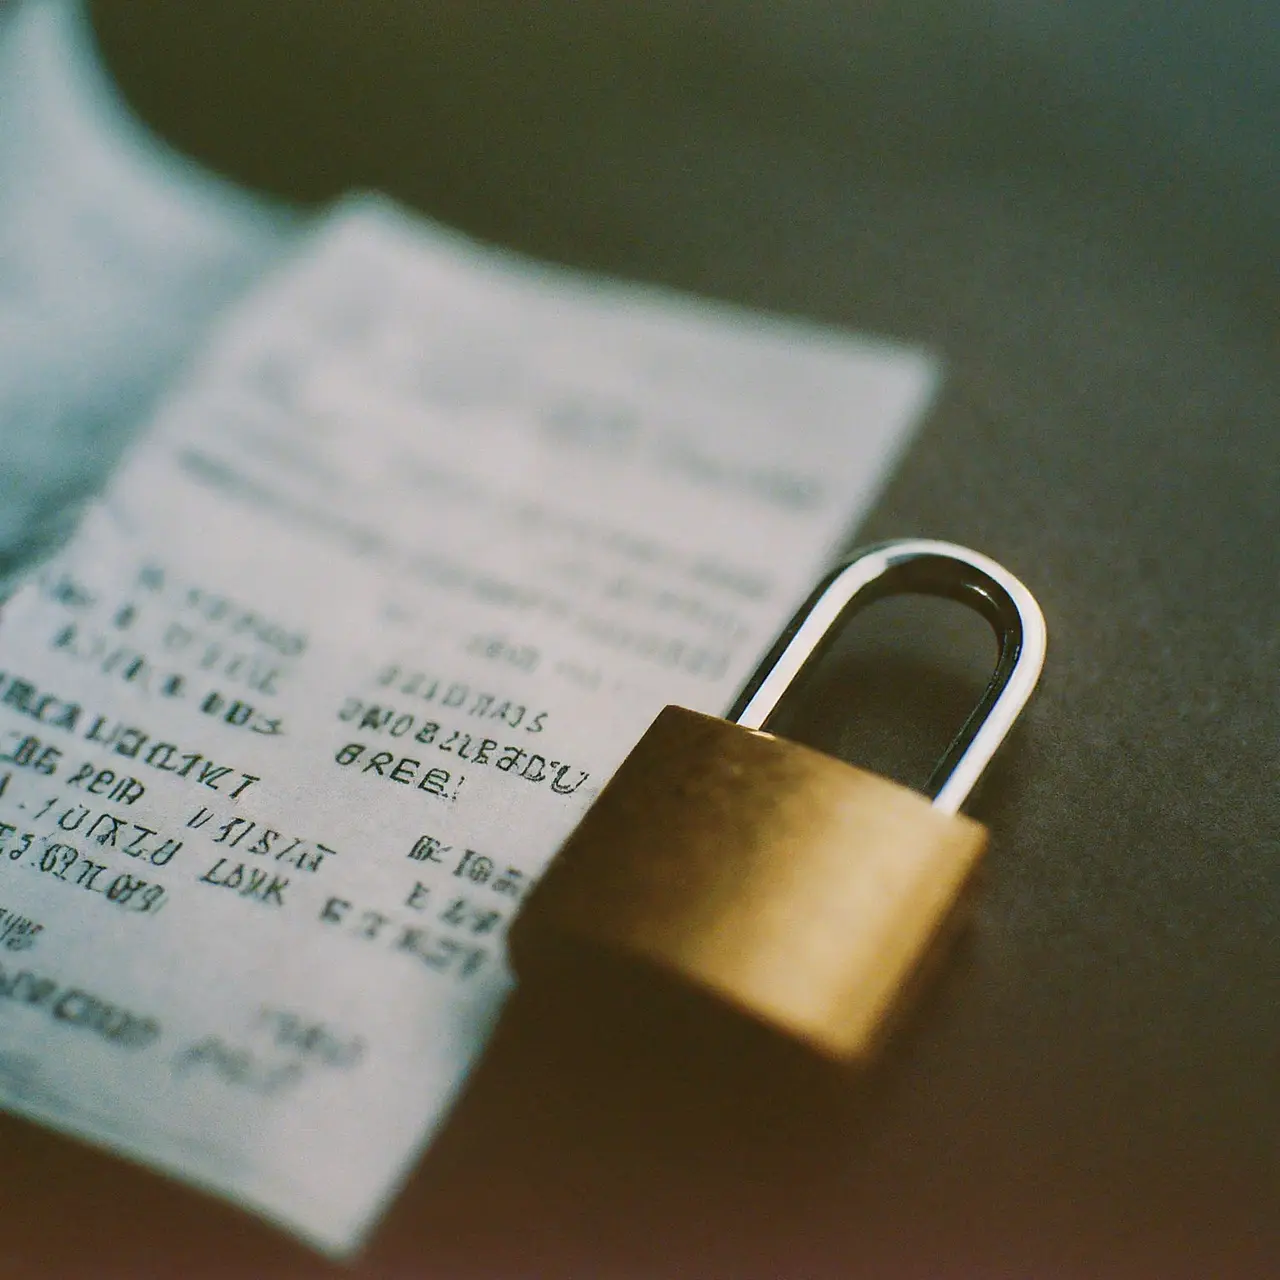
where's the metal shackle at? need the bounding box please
[728,539,1048,813]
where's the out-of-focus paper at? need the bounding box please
[0,169,937,1259]
[0,0,290,593]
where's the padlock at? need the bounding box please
[508,539,1046,1064]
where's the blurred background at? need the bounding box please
[92,1,1276,319]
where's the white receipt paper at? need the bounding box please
[0,200,936,1253]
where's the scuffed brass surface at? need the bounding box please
[510,705,987,1063]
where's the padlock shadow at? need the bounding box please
[374,919,982,1279]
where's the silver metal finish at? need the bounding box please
[727,539,1047,814]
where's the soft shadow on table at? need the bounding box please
[0,934,986,1280]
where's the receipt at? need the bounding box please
[0,198,937,1252]
[0,0,289,592]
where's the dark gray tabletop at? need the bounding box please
[3,5,1274,1276]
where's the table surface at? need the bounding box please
[3,5,1277,1276]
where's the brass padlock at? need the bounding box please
[509,539,1046,1064]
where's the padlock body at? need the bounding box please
[509,705,988,1063]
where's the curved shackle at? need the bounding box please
[726,539,1047,815]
